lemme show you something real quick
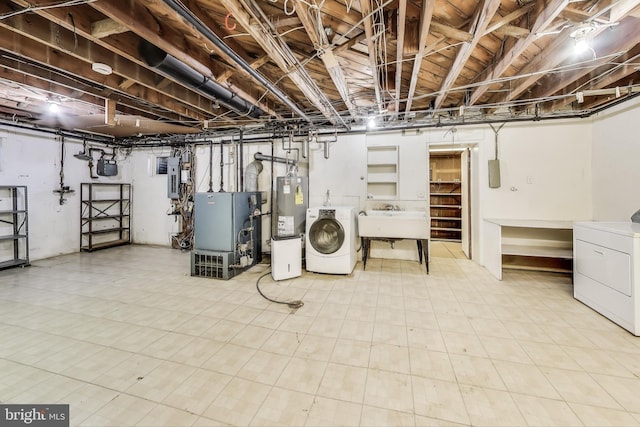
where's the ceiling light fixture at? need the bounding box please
[367,116,376,129]
[570,23,596,54]
[92,62,113,75]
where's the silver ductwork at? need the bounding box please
[139,41,267,119]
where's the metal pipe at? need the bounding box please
[140,41,266,118]
[239,129,244,192]
[208,140,213,192]
[254,152,297,165]
[219,140,224,192]
[162,0,310,122]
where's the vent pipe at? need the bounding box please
[140,41,266,119]
[162,0,310,122]
[254,152,296,165]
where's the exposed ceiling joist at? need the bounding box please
[404,0,435,115]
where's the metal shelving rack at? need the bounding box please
[0,186,29,270]
[81,183,131,252]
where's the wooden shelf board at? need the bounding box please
[502,244,573,259]
[431,193,461,196]
[432,227,462,231]
[430,205,462,209]
[431,216,462,220]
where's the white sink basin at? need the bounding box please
[358,210,430,239]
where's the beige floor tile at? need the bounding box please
[250,310,289,330]
[369,343,410,374]
[200,319,245,343]
[360,406,415,426]
[260,330,301,356]
[562,345,636,378]
[408,348,456,381]
[61,347,133,382]
[407,327,447,352]
[294,334,336,361]
[520,341,583,370]
[202,377,271,426]
[161,368,232,415]
[330,338,371,367]
[511,394,583,426]
[541,367,623,409]
[171,314,221,336]
[306,317,344,338]
[412,376,469,425]
[479,335,534,364]
[468,317,512,338]
[201,343,257,375]
[591,373,640,413]
[317,362,368,403]
[372,323,408,346]
[441,331,488,357]
[436,313,473,333]
[405,309,439,330]
[169,336,225,367]
[135,403,200,426]
[414,415,469,426]
[250,387,314,426]
[304,395,362,426]
[236,350,291,385]
[569,402,640,427]
[275,357,327,394]
[449,354,506,390]
[79,393,156,427]
[229,325,274,349]
[92,354,163,391]
[278,314,314,334]
[459,385,526,426]
[493,360,561,399]
[126,360,197,402]
[364,369,414,413]
[339,319,375,342]
[345,304,377,322]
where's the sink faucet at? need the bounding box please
[383,204,400,211]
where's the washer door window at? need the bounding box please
[309,218,345,255]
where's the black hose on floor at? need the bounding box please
[255,270,304,309]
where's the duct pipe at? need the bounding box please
[219,140,225,192]
[239,130,244,192]
[140,41,266,119]
[254,152,297,165]
[244,160,263,192]
[162,0,310,122]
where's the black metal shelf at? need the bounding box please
[80,183,131,252]
[0,186,29,270]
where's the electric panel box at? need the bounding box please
[167,157,181,199]
[97,159,118,176]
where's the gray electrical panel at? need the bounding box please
[167,157,181,199]
[97,159,118,176]
[193,192,262,277]
[274,176,308,238]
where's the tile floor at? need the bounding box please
[1,243,640,426]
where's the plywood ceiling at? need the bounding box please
[1,0,639,138]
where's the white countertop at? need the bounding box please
[484,218,575,229]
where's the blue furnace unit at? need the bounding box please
[191,192,262,280]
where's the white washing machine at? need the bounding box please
[305,206,357,274]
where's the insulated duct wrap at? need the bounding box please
[139,41,266,119]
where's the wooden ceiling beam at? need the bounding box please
[404,0,435,115]
[333,32,367,54]
[292,0,356,116]
[430,21,472,43]
[469,0,570,106]
[434,0,501,109]
[505,15,640,103]
[483,3,535,36]
[222,0,342,124]
[394,0,407,115]
[359,0,384,111]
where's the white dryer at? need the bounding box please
[305,206,357,274]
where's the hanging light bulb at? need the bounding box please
[367,116,376,129]
[574,37,589,54]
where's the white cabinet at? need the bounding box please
[573,221,640,336]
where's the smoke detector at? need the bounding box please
[92,62,113,75]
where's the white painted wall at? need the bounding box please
[591,96,640,221]
[0,127,131,261]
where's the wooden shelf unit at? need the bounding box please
[429,152,462,241]
[81,183,131,252]
[0,186,29,270]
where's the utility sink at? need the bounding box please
[358,210,430,239]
